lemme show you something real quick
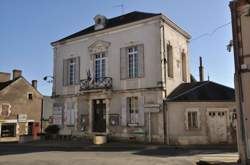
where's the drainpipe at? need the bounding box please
[148,112,152,143]
[160,21,167,144]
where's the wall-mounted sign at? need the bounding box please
[18,114,27,122]
[144,104,160,113]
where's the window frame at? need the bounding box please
[27,92,33,100]
[1,123,16,137]
[94,52,106,82]
[167,44,174,78]
[127,96,139,126]
[69,59,76,85]
[127,46,139,79]
[185,108,200,130]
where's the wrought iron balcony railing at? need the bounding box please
[80,77,112,91]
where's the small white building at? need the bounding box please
[166,81,237,145]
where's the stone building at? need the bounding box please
[0,70,42,142]
[51,11,191,143]
[230,0,250,164]
[51,10,237,145]
[166,81,236,145]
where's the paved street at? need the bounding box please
[0,141,239,165]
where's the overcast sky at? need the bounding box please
[0,0,234,96]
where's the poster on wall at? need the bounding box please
[53,104,63,125]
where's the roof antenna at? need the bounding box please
[208,73,210,81]
[113,4,124,14]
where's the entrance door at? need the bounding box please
[207,110,227,143]
[93,99,106,133]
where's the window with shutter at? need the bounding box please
[185,108,200,130]
[65,102,76,126]
[63,57,80,86]
[120,44,144,80]
[94,52,106,82]
[127,96,139,125]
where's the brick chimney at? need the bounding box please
[32,80,37,89]
[0,72,11,82]
[199,57,204,82]
[12,69,22,80]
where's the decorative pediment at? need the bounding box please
[88,40,111,54]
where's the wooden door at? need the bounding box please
[93,99,106,133]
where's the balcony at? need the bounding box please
[80,77,112,91]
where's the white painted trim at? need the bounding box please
[0,119,18,123]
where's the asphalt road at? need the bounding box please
[0,142,239,165]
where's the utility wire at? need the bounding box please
[190,22,231,42]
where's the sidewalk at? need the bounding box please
[197,153,239,165]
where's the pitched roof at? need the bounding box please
[167,81,235,102]
[0,79,17,91]
[51,11,162,45]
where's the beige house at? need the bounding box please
[51,11,191,143]
[166,81,236,145]
[230,0,250,164]
[0,70,43,142]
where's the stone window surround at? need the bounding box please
[88,40,110,80]
[88,95,111,135]
[0,103,11,117]
[185,108,200,131]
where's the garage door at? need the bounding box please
[207,109,228,143]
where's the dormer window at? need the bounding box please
[94,15,107,30]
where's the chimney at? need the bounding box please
[32,80,37,89]
[13,69,22,80]
[199,57,204,82]
[0,72,11,82]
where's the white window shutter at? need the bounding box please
[121,97,127,126]
[71,109,75,125]
[63,59,68,86]
[184,110,189,130]
[138,96,145,126]
[75,57,80,84]
[138,44,144,78]
[197,110,201,129]
[120,47,128,79]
